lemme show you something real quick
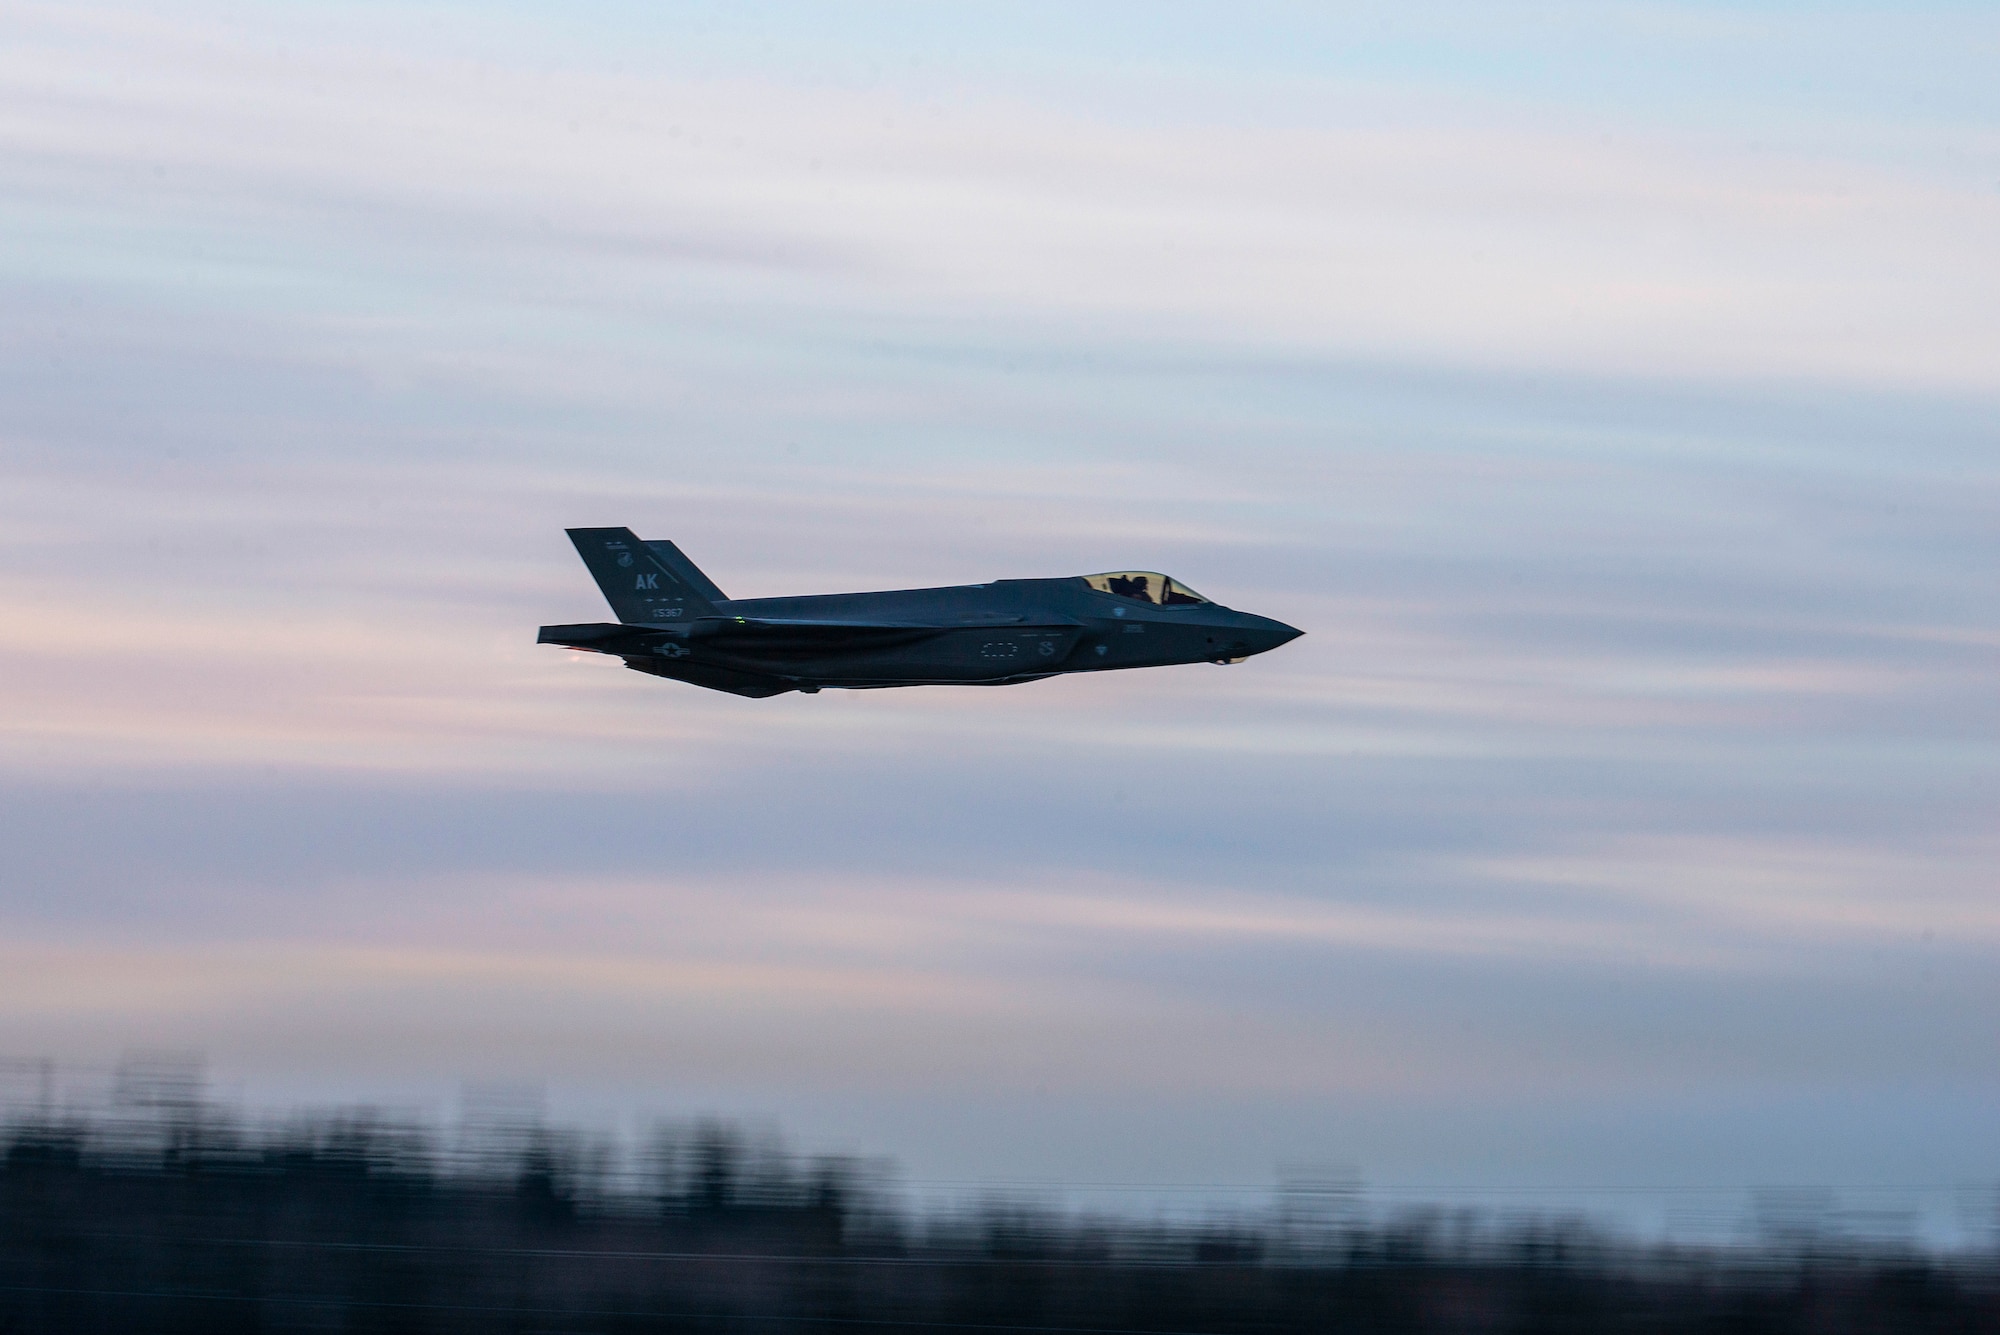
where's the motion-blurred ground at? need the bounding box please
[0,1075,1990,1333]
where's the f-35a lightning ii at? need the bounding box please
[538,527,1303,698]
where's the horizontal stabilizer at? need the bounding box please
[538,622,631,646]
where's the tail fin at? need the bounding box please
[566,527,722,624]
[645,540,727,602]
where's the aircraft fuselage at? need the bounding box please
[538,528,1302,698]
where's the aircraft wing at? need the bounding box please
[716,612,1084,631]
[713,617,937,632]
[541,616,1082,648]
[540,613,1091,694]
[537,620,944,664]
[700,617,1083,654]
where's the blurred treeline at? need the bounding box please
[0,1070,1992,1332]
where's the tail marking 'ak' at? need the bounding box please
[565,527,722,624]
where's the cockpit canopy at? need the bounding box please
[1082,572,1211,606]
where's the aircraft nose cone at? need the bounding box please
[1250,616,1304,654]
[1218,614,1302,659]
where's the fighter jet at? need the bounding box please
[538,527,1303,698]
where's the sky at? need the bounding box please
[1,0,1997,1240]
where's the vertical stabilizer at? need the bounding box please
[645,540,728,602]
[566,527,721,624]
